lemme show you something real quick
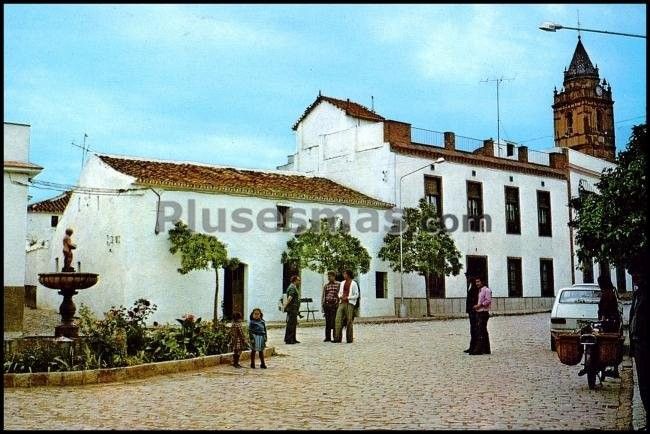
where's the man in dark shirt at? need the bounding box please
[283,275,301,344]
[464,275,479,353]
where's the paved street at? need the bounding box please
[4,313,625,430]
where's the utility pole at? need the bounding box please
[481,76,514,156]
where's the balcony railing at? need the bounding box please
[411,127,444,147]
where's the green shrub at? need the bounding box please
[4,301,233,373]
[78,299,157,368]
[3,341,81,373]
[145,325,189,362]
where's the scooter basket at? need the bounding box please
[555,333,584,366]
[596,333,624,366]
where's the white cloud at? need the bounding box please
[365,5,563,85]
[111,5,291,51]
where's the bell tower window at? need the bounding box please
[566,112,573,135]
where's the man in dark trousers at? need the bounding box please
[321,271,340,342]
[470,276,492,355]
[283,275,301,344]
[464,275,479,353]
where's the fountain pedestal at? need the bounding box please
[38,272,99,339]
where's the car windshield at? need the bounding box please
[559,289,601,304]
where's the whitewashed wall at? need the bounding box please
[395,153,573,299]
[294,102,396,204]
[25,211,57,287]
[4,123,35,287]
[4,172,30,287]
[37,155,395,323]
[4,123,30,162]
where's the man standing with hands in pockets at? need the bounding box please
[333,270,359,343]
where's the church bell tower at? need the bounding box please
[552,37,616,162]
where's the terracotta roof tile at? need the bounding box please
[390,142,567,180]
[28,191,72,213]
[292,94,385,130]
[98,155,392,209]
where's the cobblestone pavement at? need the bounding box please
[4,313,626,430]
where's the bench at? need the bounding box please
[299,298,318,321]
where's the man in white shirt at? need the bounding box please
[333,269,359,343]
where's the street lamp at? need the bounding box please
[398,157,445,318]
[539,21,646,39]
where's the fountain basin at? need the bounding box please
[38,272,99,291]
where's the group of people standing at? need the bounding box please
[464,275,492,355]
[282,270,360,345]
[321,270,359,343]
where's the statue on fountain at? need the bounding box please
[62,228,77,272]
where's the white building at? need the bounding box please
[25,191,71,308]
[4,122,42,336]
[36,154,393,324]
[280,95,575,315]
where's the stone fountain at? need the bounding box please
[38,272,98,338]
[37,228,98,339]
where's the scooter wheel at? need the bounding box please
[585,347,597,389]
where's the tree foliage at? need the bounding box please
[281,218,371,276]
[569,124,648,274]
[378,198,463,315]
[168,221,239,322]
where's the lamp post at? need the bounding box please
[398,157,445,318]
[539,21,646,39]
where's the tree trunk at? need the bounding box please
[424,272,432,317]
[213,268,219,325]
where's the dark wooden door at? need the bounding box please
[224,263,245,320]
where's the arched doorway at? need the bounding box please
[223,263,246,321]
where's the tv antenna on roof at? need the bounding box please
[480,76,514,156]
[71,133,90,173]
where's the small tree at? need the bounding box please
[569,124,648,281]
[281,218,371,278]
[168,221,238,323]
[378,198,463,316]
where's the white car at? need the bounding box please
[549,283,622,351]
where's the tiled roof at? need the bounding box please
[292,94,385,130]
[390,143,567,180]
[98,155,393,209]
[28,191,72,213]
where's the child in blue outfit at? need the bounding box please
[248,308,267,369]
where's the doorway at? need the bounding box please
[466,255,489,287]
[223,263,246,321]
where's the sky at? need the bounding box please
[4,4,647,203]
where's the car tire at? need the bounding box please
[551,336,556,352]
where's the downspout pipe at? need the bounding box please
[150,188,162,235]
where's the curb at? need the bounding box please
[265,309,551,329]
[3,347,276,388]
